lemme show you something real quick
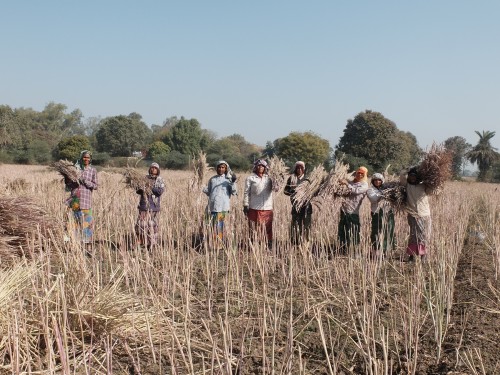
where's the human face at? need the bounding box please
[354,170,365,181]
[82,154,91,166]
[295,165,304,177]
[372,179,382,188]
[149,166,159,176]
[217,164,227,175]
[256,164,265,175]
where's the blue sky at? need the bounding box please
[2,1,499,153]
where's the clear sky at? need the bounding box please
[1,1,499,152]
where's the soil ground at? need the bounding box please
[423,238,500,374]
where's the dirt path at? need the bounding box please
[427,236,500,374]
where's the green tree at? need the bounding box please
[335,110,421,173]
[273,131,331,168]
[205,134,261,170]
[444,136,471,179]
[147,141,171,166]
[162,117,214,157]
[466,130,500,181]
[54,135,92,161]
[95,114,152,156]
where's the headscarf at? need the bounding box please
[355,166,368,183]
[407,166,422,184]
[216,160,234,180]
[371,172,385,184]
[75,150,92,170]
[253,159,269,174]
[149,162,161,176]
[294,161,305,173]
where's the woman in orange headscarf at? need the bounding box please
[337,166,369,254]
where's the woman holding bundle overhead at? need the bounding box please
[284,161,312,244]
[367,172,395,258]
[400,167,431,262]
[243,159,274,249]
[337,166,369,254]
[203,160,237,245]
[64,150,98,248]
[135,162,165,249]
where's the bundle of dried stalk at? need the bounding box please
[268,155,289,192]
[190,152,211,189]
[380,181,407,212]
[316,160,352,199]
[0,197,57,263]
[292,165,327,210]
[123,168,152,196]
[418,143,452,195]
[51,160,79,183]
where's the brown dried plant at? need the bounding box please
[51,160,79,184]
[123,167,152,196]
[268,155,289,192]
[418,143,453,195]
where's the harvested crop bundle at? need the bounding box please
[380,181,407,212]
[268,155,289,192]
[418,143,452,195]
[190,152,211,189]
[0,197,57,264]
[124,168,152,196]
[51,160,79,184]
[292,165,327,211]
[316,160,352,199]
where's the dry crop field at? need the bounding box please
[0,164,499,374]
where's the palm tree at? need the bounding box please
[466,130,500,181]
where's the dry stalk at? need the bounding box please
[51,160,80,183]
[418,143,452,195]
[190,151,211,190]
[292,165,327,211]
[268,155,289,192]
[123,167,152,196]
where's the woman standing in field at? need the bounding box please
[135,162,165,249]
[400,167,431,262]
[337,166,369,254]
[284,161,312,244]
[65,150,98,248]
[243,159,274,249]
[367,172,395,258]
[203,160,237,245]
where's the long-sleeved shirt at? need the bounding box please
[67,166,98,210]
[399,171,430,217]
[341,181,368,215]
[367,185,392,213]
[203,174,237,212]
[137,175,165,212]
[244,173,273,210]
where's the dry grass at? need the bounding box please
[190,151,211,190]
[418,143,453,195]
[51,159,79,183]
[123,167,153,196]
[268,155,289,192]
[0,164,498,373]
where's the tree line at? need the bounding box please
[1,103,499,181]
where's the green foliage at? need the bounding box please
[272,131,331,169]
[444,136,471,179]
[54,135,91,161]
[335,110,421,174]
[466,130,500,182]
[164,150,190,169]
[95,114,152,157]
[147,141,171,166]
[206,134,262,170]
[91,152,111,166]
[336,153,374,174]
[162,117,213,156]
